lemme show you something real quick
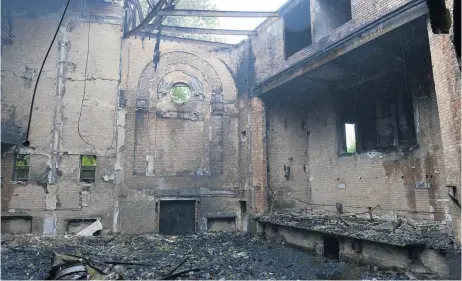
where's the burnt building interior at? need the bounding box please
[1,0,461,279]
[263,16,438,214]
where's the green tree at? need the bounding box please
[15,155,30,167]
[81,155,96,167]
[346,142,356,154]
[140,0,224,42]
[171,84,191,103]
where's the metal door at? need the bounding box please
[159,200,196,235]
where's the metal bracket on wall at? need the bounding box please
[447,185,460,208]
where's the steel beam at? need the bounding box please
[146,25,257,36]
[135,32,235,48]
[157,9,279,17]
[124,0,168,38]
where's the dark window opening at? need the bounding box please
[351,239,363,253]
[207,217,236,232]
[13,154,30,182]
[426,0,451,34]
[1,216,32,234]
[323,235,340,259]
[240,201,247,214]
[336,90,416,155]
[80,155,96,183]
[454,0,461,67]
[240,130,247,142]
[313,0,352,41]
[284,0,312,58]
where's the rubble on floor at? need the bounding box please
[2,232,410,280]
[259,210,461,251]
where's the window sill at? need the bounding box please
[11,180,28,185]
[338,145,419,158]
[79,181,96,186]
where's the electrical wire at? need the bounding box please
[77,13,118,153]
[77,18,96,149]
[23,0,72,147]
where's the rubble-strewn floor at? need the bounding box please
[1,232,410,280]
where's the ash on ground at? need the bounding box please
[2,232,409,280]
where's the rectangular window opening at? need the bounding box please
[13,154,30,182]
[345,123,356,154]
[80,155,96,183]
[313,0,352,41]
[337,90,417,155]
[283,0,312,58]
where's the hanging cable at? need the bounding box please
[77,17,96,149]
[23,0,72,147]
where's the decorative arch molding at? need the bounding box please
[131,50,234,177]
[157,70,205,102]
[135,51,223,105]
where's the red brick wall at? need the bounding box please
[426,0,461,241]
[251,0,414,85]
[251,97,267,214]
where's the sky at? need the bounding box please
[210,0,289,44]
[345,123,356,151]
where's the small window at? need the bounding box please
[283,0,312,58]
[171,83,191,104]
[80,155,96,183]
[345,123,356,154]
[13,154,30,182]
[337,91,416,155]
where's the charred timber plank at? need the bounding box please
[157,9,279,17]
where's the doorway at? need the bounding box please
[159,200,196,235]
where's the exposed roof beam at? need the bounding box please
[157,9,279,17]
[124,0,168,38]
[146,25,257,36]
[135,32,235,48]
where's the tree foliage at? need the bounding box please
[15,155,30,167]
[346,142,356,154]
[171,84,191,104]
[140,0,225,42]
[81,155,96,167]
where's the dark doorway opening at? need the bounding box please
[323,235,340,259]
[159,200,196,235]
[1,216,32,234]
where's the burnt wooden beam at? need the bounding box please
[157,9,279,17]
[135,31,235,48]
[124,0,168,38]
[146,25,257,36]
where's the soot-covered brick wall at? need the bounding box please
[118,40,241,233]
[1,0,122,233]
[250,0,414,85]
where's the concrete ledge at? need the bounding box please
[258,220,459,279]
